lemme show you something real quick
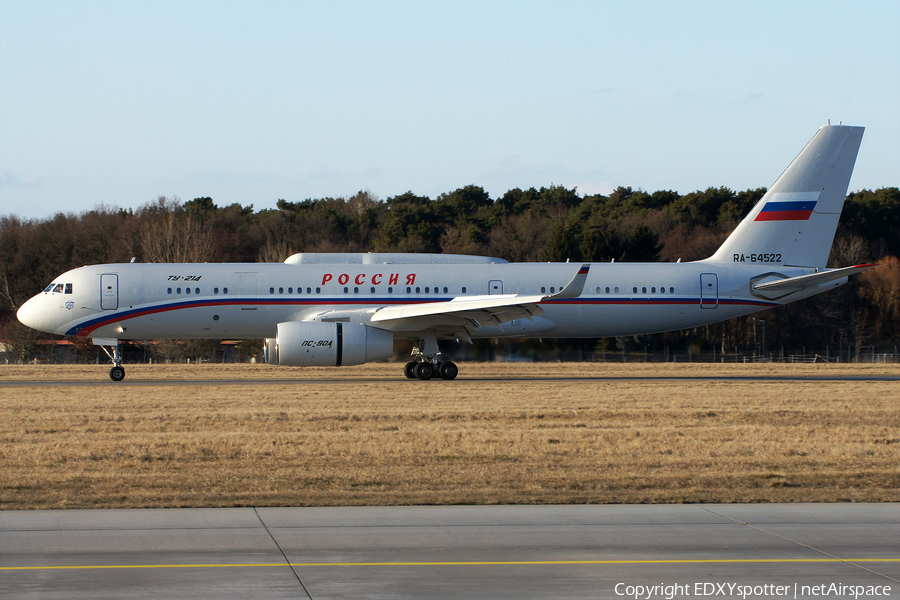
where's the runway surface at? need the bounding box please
[2,504,898,599]
[2,374,898,387]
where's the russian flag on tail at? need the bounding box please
[754,197,817,221]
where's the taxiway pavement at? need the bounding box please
[1,504,898,599]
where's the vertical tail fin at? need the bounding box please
[708,124,864,268]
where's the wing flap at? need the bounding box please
[370,263,589,328]
[370,295,545,323]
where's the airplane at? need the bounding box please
[16,123,875,382]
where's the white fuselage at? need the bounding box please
[17,260,844,342]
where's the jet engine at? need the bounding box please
[264,321,394,367]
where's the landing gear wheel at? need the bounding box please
[109,366,126,382]
[404,361,417,379]
[438,361,458,380]
[414,362,434,380]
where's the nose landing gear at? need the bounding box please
[109,365,126,382]
[94,338,126,382]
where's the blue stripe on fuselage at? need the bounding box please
[67,296,778,336]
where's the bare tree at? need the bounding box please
[139,197,213,263]
[257,239,296,263]
[829,232,870,267]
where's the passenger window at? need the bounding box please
[177,287,182,294]
[416,287,421,293]
[605,287,610,293]
[223,287,228,294]
[343,287,349,294]
[388,287,393,294]
[354,287,359,293]
[316,287,320,294]
[651,287,656,293]
[370,287,375,293]
[195,288,199,294]
[462,287,467,293]
[425,287,430,293]
[642,287,647,293]
[670,287,675,293]
[614,287,619,293]
[406,286,411,294]
[633,287,637,294]
[269,287,275,294]
[168,288,173,294]
[541,287,546,294]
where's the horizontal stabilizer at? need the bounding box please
[752,264,877,292]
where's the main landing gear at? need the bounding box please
[404,335,458,381]
[404,359,458,381]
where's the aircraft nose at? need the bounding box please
[17,295,48,332]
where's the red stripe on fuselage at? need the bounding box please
[72,296,779,337]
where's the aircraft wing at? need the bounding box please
[370,293,547,327]
[752,264,877,292]
[369,264,590,333]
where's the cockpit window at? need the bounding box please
[43,282,74,293]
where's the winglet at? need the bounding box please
[549,264,590,299]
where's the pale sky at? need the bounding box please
[1,0,898,220]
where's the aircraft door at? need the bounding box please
[239,274,258,309]
[488,280,503,295]
[100,274,118,310]
[700,273,718,309]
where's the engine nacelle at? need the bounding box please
[264,322,394,367]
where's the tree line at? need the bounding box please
[1,185,897,362]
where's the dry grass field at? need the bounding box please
[1,362,898,509]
